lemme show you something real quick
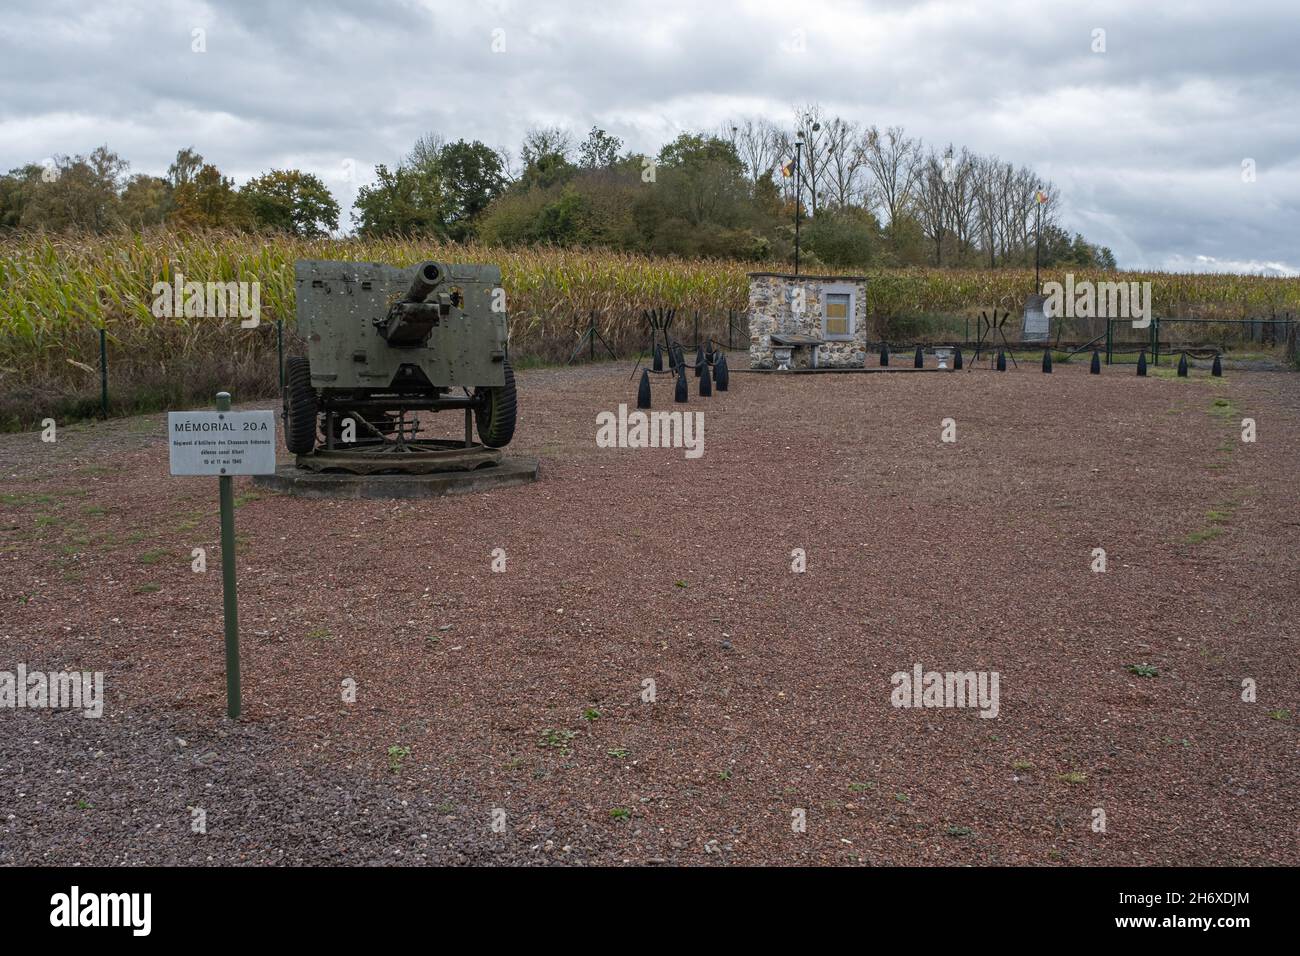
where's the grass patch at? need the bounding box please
[138,548,170,564]
[1057,771,1087,784]
[1209,396,1239,419]
[538,728,578,755]
[1127,663,1159,678]
[386,745,410,774]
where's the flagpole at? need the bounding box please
[1035,196,1042,293]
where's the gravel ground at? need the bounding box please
[1,358,1297,866]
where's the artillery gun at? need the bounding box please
[283,259,516,472]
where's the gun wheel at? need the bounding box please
[474,360,517,448]
[283,355,318,454]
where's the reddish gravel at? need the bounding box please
[1,358,1297,865]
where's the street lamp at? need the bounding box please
[794,130,804,275]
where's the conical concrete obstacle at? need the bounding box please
[1137,349,1148,376]
[715,353,729,391]
[996,349,1007,372]
[1090,350,1101,374]
[1042,348,1053,373]
[1177,352,1189,377]
[694,345,705,377]
[954,347,963,370]
[652,343,663,372]
[880,343,890,366]
[914,345,924,368]
[636,369,651,409]
[699,360,713,397]
[1212,353,1223,377]
[674,369,688,402]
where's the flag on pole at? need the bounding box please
[1035,189,1049,205]
[781,159,795,178]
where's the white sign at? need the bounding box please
[168,410,277,476]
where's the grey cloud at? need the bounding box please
[0,0,1295,269]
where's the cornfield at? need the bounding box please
[1,229,1297,428]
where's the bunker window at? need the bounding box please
[823,292,852,339]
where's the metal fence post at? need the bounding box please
[99,328,109,419]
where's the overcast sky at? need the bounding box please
[2,0,1296,273]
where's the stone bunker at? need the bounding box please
[748,272,869,370]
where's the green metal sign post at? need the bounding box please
[168,393,276,721]
[216,391,242,720]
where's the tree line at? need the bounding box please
[0,103,1116,270]
[0,146,340,238]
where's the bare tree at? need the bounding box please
[971,154,1005,267]
[405,133,446,174]
[863,125,921,229]
[821,116,868,209]
[792,103,830,217]
[946,147,979,262]
[913,147,954,264]
[728,117,783,186]
[519,126,574,168]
